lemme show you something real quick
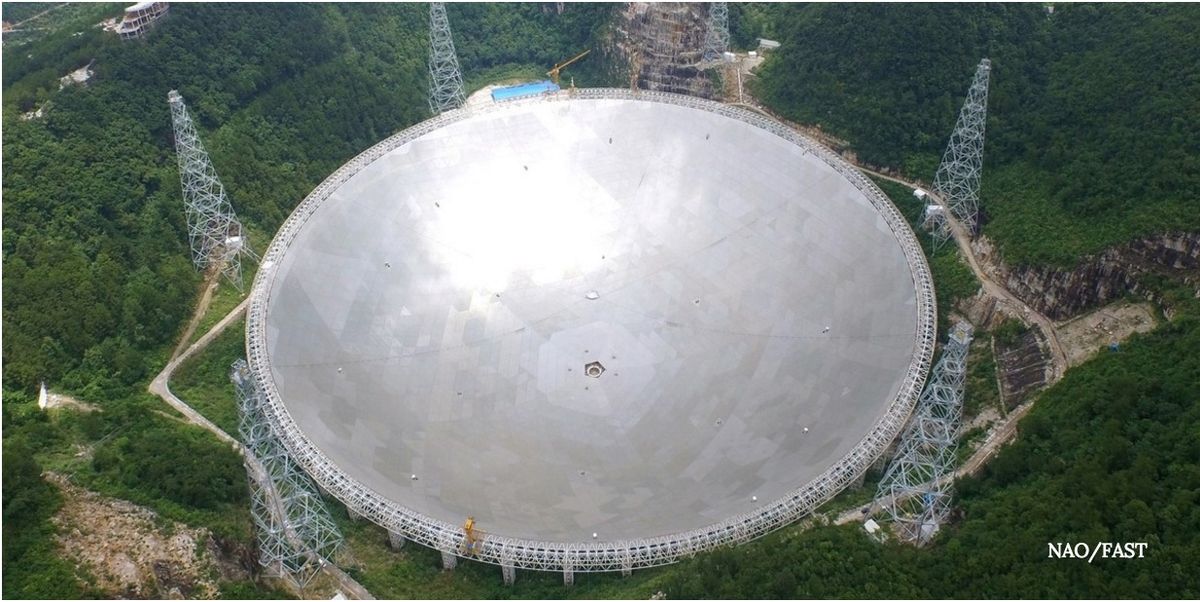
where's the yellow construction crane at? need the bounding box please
[547,49,591,86]
[461,516,484,555]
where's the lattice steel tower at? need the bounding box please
[876,321,973,545]
[428,2,466,114]
[701,2,730,64]
[932,59,991,237]
[168,90,258,290]
[232,360,343,588]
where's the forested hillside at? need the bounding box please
[7,0,1191,424]
[4,3,1198,599]
[2,3,617,395]
[661,298,1200,598]
[450,3,619,86]
[1,4,617,597]
[750,3,1200,266]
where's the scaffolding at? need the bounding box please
[876,322,973,545]
[620,3,713,97]
[428,2,466,114]
[168,90,258,290]
[932,59,991,237]
[700,2,730,64]
[232,360,343,589]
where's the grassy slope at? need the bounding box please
[171,321,246,436]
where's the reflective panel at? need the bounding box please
[258,94,924,544]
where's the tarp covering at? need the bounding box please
[491,80,560,102]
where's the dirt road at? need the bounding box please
[835,397,1035,526]
[820,163,1070,383]
[722,105,1072,527]
[147,298,374,600]
[148,298,247,447]
[170,277,219,361]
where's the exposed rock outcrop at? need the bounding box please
[974,232,1200,321]
[48,473,257,599]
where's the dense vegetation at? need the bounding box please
[4,3,1198,599]
[1,4,619,597]
[2,3,618,394]
[750,3,1200,266]
[2,436,92,599]
[1,386,254,596]
[450,3,619,87]
[660,301,1200,598]
[1,2,58,22]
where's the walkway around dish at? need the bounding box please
[151,99,1071,577]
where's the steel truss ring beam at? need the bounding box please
[244,88,938,573]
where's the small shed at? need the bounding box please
[863,518,881,535]
[758,38,781,51]
[491,80,560,103]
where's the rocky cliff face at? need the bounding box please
[974,232,1200,321]
[995,328,1051,409]
[613,3,714,98]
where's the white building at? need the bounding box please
[863,518,881,535]
[923,203,945,222]
[116,1,169,41]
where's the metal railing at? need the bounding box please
[244,88,937,573]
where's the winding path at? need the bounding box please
[147,294,374,599]
[827,168,1065,526]
[169,278,219,360]
[148,296,248,448]
[725,97,1072,528]
[733,99,1068,381]
[149,92,1068,573]
[858,168,1068,381]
